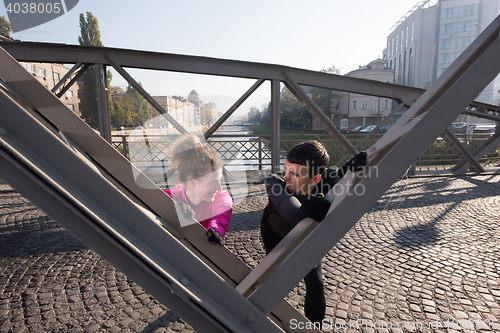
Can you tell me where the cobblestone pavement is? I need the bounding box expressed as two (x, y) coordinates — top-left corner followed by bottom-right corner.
(1, 175), (500, 332)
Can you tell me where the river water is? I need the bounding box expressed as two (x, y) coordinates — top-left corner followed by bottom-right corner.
(211, 125), (278, 171)
(129, 124), (279, 188)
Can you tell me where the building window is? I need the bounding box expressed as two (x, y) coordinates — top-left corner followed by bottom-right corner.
(438, 53), (450, 64)
(411, 21), (414, 44)
(456, 5), (479, 17)
(439, 38), (451, 49)
(384, 99), (390, 109)
(463, 36), (471, 47)
(67, 104), (74, 111)
(403, 50), (407, 85)
(392, 37), (395, 56)
(399, 55), (402, 84)
(400, 30), (404, 51)
(53, 72), (60, 81)
(405, 26), (409, 47)
(362, 100), (368, 109)
(352, 100), (357, 110)
(26, 64), (35, 73)
(66, 90), (73, 98)
(408, 48), (413, 86)
(465, 21), (471, 32)
(37, 68), (46, 78)
(395, 35), (398, 54)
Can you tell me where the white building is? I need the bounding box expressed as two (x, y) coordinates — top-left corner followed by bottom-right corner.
(383, 0), (500, 107)
(151, 96), (199, 128)
(333, 59), (395, 127)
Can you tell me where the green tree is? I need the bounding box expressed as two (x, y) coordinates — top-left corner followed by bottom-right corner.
(0, 16), (12, 37)
(110, 86), (126, 129)
(78, 12), (103, 47)
(78, 12), (104, 128)
(114, 83), (150, 128)
(280, 87), (310, 128)
(111, 100), (126, 128)
(247, 107), (261, 123)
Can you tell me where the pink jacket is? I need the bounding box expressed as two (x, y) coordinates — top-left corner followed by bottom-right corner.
(165, 184), (233, 236)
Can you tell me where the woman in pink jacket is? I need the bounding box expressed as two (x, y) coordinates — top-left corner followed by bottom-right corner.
(165, 135), (233, 245)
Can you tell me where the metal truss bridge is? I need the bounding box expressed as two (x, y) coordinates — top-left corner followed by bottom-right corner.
(0, 14), (499, 332)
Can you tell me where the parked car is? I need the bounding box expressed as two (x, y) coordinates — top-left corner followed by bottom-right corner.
(377, 125), (391, 133)
(360, 125), (377, 133)
(472, 125), (496, 136)
(450, 122), (475, 134)
(348, 125), (368, 134)
(339, 126), (355, 134)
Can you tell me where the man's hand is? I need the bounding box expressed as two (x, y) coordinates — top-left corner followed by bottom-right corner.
(207, 227), (225, 245)
(295, 194), (331, 223)
(344, 151), (368, 172)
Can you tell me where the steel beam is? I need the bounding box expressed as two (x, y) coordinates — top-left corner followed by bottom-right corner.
(283, 74), (357, 156)
(270, 80), (281, 173)
(465, 106), (500, 123)
(243, 15), (500, 315)
(51, 62), (82, 94)
(0, 41), (424, 106)
(0, 88), (289, 332)
(205, 79), (265, 140)
(441, 128), (484, 172)
(451, 130), (500, 173)
(353, 103), (406, 152)
(2, 41), (499, 121)
(55, 63), (90, 98)
(0, 153), (226, 332)
(0, 45), (319, 332)
(95, 63), (111, 142)
(105, 54), (188, 135)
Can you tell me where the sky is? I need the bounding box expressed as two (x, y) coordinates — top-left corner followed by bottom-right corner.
(1, 0), (436, 116)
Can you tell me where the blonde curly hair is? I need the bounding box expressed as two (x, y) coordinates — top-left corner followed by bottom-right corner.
(167, 135), (223, 183)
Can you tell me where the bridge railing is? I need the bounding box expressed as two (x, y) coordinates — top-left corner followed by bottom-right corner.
(111, 132), (500, 174)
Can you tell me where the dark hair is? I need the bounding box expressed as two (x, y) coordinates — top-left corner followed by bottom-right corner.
(286, 141), (329, 178)
(168, 135), (223, 183)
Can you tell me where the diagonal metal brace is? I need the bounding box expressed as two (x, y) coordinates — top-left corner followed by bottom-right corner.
(105, 54), (188, 135)
(283, 74), (358, 156)
(441, 128), (484, 172)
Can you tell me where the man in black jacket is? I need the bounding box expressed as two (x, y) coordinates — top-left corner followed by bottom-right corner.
(260, 140), (367, 325)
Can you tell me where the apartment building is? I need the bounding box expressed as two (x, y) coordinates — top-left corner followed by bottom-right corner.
(19, 62), (81, 117)
(383, 0), (500, 106)
(334, 59), (395, 127)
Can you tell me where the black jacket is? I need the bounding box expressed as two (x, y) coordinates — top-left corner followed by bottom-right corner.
(260, 168), (341, 237)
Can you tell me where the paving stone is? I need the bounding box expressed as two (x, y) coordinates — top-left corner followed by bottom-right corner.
(335, 309), (348, 319)
(1, 176), (500, 332)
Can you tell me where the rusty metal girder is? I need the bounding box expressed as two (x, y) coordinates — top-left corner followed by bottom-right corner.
(0, 41), (423, 105)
